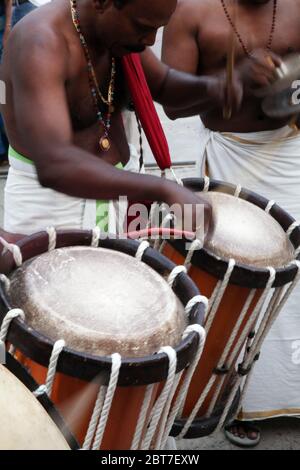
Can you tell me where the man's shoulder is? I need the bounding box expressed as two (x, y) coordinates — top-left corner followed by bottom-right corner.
(8, 12), (67, 64)
(174, 0), (213, 29)
(176, 0), (212, 16)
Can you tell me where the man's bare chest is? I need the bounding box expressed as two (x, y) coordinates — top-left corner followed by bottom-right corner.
(198, 4), (300, 72)
(66, 59), (129, 131)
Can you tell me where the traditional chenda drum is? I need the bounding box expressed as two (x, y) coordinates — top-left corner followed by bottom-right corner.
(159, 177), (300, 438)
(0, 229), (206, 450)
(0, 353), (77, 450)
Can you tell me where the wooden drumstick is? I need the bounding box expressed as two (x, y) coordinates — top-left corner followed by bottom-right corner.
(266, 55), (275, 67)
(223, 1), (237, 120)
(223, 38), (235, 120)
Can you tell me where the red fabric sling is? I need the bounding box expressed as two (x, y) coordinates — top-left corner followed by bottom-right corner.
(122, 53), (174, 231)
(122, 53), (172, 171)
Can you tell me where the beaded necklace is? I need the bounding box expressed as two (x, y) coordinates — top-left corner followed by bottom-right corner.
(220, 0), (278, 58)
(70, 0), (116, 151)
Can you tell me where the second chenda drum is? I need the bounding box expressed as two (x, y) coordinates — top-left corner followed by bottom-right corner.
(0, 353), (77, 450)
(0, 230), (206, 450)
(160, 177), (300, 438)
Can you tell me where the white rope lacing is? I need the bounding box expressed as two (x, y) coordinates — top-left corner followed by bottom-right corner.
(244, 261), (300, 370)
(46, 226), (57, 252)
(0, 308), (65, 400)
(237, 326), (258, 403)
(154, 213), (175, 251)
(237, 289), (286, 410)
(0, 308), (25, 342)
(214, 291), (280, 433)
(265, 200), (275, 214)
(225, 268), (276, 371)
(184, 239), (203, 269)
(164, 324), (206, 444)
(167, 265), (187, 288)
(214, 375), (241, 432)
(131, 313), (207, 450)
(139, 298), (207, 448)
(92, 353), (122, 450)
(141, 346), (177, 450)
(177, 373), (215, 439)
(8, 345), (16, 356)
(33, 339), (66, 398)
(295, 245), (300, 258)
(135, 241), (150, 262)
(238, 294), (283, 412)
(206, 288), (257, 418)
(185, 295), (209, 317)
(0, 309), (25, 362)
(203, 176), (210, 193)
(91, 227), (101, 247)
(147, 202), (159, 230)
(0, 237), (22, 267)
(234, 184), (242, 198)
(204, 259), (235, 334)
(0, 274), (11, 292)
(178, 266), (275, 437)
(82, 386), (106, 450)
(159, 240), (167, 254)
(175, 296), (208, 419)
(45, 339), (65, 396)
(154, 362), (182, 450)
(214, 267), (292, 433)
(169, 167), (184, 187)
(287, 221), (300, 238)
(130, 384), (155, 450)
(204, 280), (221, 323)
(33, 384), (48, 398)
(179, 287), (254, 430)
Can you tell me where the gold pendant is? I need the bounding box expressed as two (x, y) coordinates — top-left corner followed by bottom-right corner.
(99, 135), (111, 152)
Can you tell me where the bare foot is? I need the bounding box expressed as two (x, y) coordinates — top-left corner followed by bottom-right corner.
(225, 420), (261, 447)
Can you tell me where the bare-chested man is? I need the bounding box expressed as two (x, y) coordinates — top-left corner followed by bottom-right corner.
(162, 0), (300, 448)
(0, 0), (244, 237)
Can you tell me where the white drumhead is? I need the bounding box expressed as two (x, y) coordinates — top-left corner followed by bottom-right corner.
(9, 247), (186, 357)
(0, 365), (70, 450)
(200, 192), (295, 268)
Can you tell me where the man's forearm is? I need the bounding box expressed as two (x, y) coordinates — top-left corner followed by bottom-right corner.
(156, 68), (218, 113)
(163, 101), (214, 120)
(36, 144), (170, 203)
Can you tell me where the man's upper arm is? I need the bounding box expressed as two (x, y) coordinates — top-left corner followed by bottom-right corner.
(162, 0), (199, 75)
(11, 30), (72, 167)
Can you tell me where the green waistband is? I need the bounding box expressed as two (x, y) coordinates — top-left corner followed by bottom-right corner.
(8, 146), (34, 165)
(8, 145), (124, 170)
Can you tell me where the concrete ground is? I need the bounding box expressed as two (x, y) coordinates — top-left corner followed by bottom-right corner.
(175, 418), (300, 451)
(1, 28), (299, 453)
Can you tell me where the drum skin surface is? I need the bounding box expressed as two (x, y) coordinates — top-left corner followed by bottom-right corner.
(8, 247), (186, 357)
(0, 365), (70, 450)
(200, 192), (295, 268)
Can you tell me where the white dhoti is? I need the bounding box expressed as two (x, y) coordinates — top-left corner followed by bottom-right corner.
(4, 144), (141, 235)
(199, 124), (300, 420)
